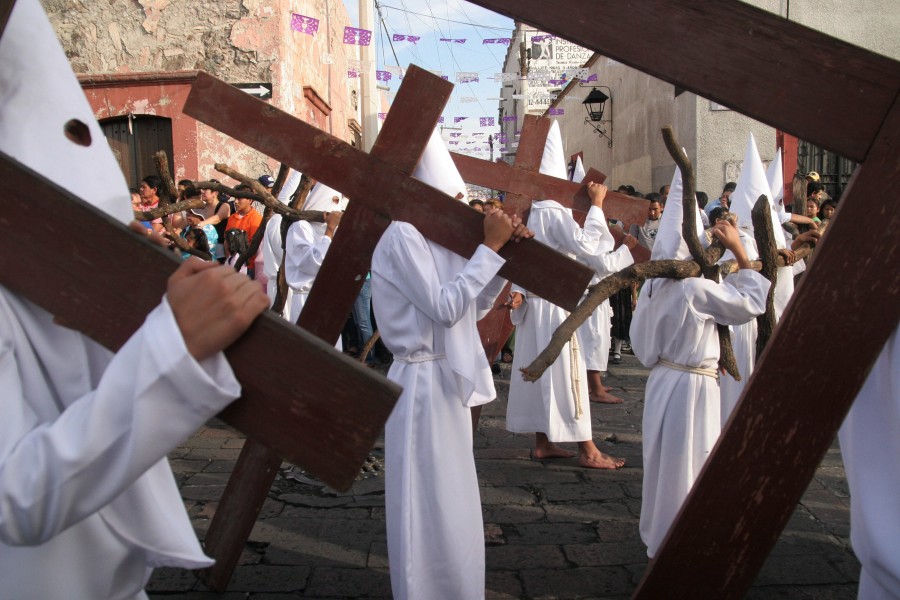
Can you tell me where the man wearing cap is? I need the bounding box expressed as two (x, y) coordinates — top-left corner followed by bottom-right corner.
(225, 188), (263, 278)
(0, 1), (270, 597)
(704, 181), (736, 217)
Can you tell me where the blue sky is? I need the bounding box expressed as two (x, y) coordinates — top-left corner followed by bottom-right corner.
(341, 1), (514, 159)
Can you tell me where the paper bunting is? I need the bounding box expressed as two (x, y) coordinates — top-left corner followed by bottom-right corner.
(450, 133), (462, 137)
(548, 79), (567, 86)
(532, 34), (555, 42)
(376, 70), (392, 81)
(291, 13), (319, 35)
(456, 72), (479, 84)
(483, 38), (512, 45)
(342, 26), (372, 46)
(460, 96), (477, 103)
(584, 73), (598, 82)
(439, 38), (466, 43)
(347, 69), (359, 78)
(548, 108), (564, 115)
(392, 34), (420, 43)
(494, 72), (518, 82)
(378, 112), (387, 120)
(454, 117), (468, 123)
(448, 141), (459, 145)
(502, 116), (516, 122)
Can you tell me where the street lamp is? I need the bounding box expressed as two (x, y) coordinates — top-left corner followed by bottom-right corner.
(582, 86), (613, 147)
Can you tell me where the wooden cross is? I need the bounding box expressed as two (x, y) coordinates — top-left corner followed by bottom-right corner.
(449, 116), (651, 365)
(0, 149), (401, 505)
(465, 1), (900, 597)
(182, 66), (606, 588)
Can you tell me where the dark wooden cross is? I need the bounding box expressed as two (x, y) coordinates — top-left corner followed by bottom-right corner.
(466, 1), (900, 597)
(449, 116), (651, 365)
(182, 66), (606, 588)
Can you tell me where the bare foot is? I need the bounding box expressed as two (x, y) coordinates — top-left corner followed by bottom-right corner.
(603, 385), (613, 393)
(589, 391), (623, 404)
(579, 451), (625, 469)
(533, 443), (576, 460)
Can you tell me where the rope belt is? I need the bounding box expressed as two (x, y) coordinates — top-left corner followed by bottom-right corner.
(657, 358), (719, 379)
(392, 353), (446, 364)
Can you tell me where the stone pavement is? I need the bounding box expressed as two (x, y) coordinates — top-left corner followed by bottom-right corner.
(149, 352), (860, 599)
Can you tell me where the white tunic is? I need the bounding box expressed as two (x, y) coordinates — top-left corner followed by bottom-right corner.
(0, 290), (240, 599)
(838, 328), (900, 600)
(284, 221), (331, 328)
(372, 222), (506, 600)
(507, 202), (610, 442)
(630, 270), (769, 558)
(577, 245), (635, 372)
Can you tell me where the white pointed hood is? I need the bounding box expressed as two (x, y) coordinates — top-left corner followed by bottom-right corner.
(539, 120), (568, 181)
(0, 0), (131, 223)
(766, 148), (784, 206)
(276, 170), (303, 205)
(650, 165), (704, 261)
(302, 181), (344, 212)
(412, 129), (468, 202)
(730, 133), (786, 248)
(407, 127), (495, 408)
(571, 155), (586, 184)
(0, 0), (214, 571)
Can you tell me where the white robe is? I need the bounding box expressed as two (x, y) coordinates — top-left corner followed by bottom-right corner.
(0, 290), (240, 599)
(630, 270), (770, 558)
(507, 202), (610, 442)
(577, 245), (635, 372)
(838, 327), (900, 600)
(261, 172), (302, 321)
(284, 221), (340, 348)
(371, 222), (506, 600)
(1, 1), (241, 596)
(719, 231), (761, 425)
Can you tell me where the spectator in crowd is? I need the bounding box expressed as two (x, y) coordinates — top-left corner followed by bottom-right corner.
(137, 175), (165, 233)
(196, 180), (231, 262)
(469, 199), (485, 212)
(224, 228), (250, 275)
(705, 181), (736, 216)
(225, 187), (263, 278)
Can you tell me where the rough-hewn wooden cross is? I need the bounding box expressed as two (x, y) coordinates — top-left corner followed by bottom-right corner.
(467, 1), (900, 597)
(450, 117), (650, 366)
(182, 66), (607, 588)
(0, 149), (401, 501)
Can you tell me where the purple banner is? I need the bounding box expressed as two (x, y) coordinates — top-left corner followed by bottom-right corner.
(548, 108), (564, 116)
(291, 13), (319, 35)
(454, 117), (468, 123)
(502, 116), (516, 122)
(439, 38), (466, 44)
(342, 26), (372, 46)
(376, 70), (392, 81)
(392, 34), (420, 43)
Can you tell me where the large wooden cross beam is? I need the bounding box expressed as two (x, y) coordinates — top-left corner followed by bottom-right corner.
(465, 1), (900, 597)
(183, 66), (603, 588)
(450, 117), (650, 364)
(0, 150), (401, 497)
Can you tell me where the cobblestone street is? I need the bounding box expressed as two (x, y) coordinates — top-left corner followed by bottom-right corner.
(150, 353), (860, 599)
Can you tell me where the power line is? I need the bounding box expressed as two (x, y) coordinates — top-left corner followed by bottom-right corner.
(378, 4), (511, 32)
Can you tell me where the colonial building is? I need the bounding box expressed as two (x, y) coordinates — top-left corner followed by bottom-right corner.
(499, 0), (899, 204)
(45, 0), (367, 188)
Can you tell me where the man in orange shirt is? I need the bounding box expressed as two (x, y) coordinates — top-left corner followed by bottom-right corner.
(225, 192), (263, 278)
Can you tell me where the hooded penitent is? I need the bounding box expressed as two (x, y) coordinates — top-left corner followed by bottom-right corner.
(650, 165), (704, 261)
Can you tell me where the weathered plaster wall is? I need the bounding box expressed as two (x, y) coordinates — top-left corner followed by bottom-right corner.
(44, 0), (360, 183)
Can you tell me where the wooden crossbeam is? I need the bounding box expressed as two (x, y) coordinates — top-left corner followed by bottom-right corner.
(0, 150), (401, 490)
(636, 98), (900, 599)
(183, 71), (594, 312)
(465, 0), (900, 163)
(190, 66), (603, 589)
(451, 153), (647, 227)
(465, 1), (900, 597)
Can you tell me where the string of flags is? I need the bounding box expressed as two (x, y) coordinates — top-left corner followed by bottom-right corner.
(288, 11), (584, 141)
